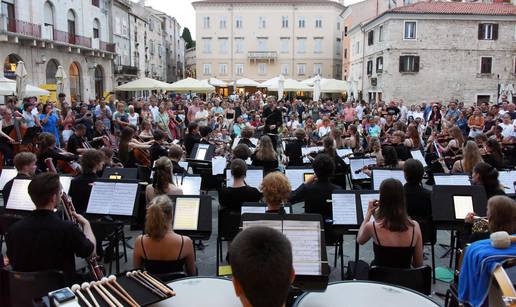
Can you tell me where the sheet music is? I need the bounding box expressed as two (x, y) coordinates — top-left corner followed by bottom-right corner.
(350, 158), (377, 180)
(227, 169), (262, 190)
(283, 220), (321, 276)
(243, 220), (283, 232)
(453, 195), (473, 219)
(301, 146), (323, 156)
(241, 206), (291, 214)
(195, 148), (207, 160)
(434, 175), (471, 186)
(337, 148), (353, 164)
(285, 168), (312, 190)
(87, 182), (138, 215)
(410, 150), (427, 168)
(180, 176), (202, 195)
(0, 168), (17, 190)
(60, 176), (72, 194)
(173, 198), (200, 230)
(6, 179), (35, 211)
(245, 158), (252, 165)
(360, 193), (379, 222)
(331, 193), (357, 225)
(497, 170), (515, 194)
(211, 156), (227, 175)
(372, 169), (406, 190)
(178, 161), (189, 171)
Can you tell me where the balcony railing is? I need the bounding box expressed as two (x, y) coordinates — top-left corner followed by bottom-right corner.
(115, 65), (138, 75)
(4, 17), (41, 38)
(248, 51), (277, 60)
(53, 29), (91, 48)
(100, 41), (116, 52)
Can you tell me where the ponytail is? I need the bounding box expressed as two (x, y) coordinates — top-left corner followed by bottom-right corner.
(145, 195), (173, 240)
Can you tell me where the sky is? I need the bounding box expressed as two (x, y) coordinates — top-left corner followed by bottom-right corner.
(136, 0), (362, 40)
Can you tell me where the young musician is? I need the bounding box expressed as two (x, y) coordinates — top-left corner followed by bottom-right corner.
(2, 152), (37, 206)
(184, 122), (201, 156)
(260, 172), (291, 213)
(118, 126), (152, 168)
(218, 159), (262, 214)
(238, 126), (256, 149)
(66, 124), (89, 155)
(251, 135), (279, 174)
(6, 173), (96, 281)
(149, 130), (169, 166)
(36, 132), (78, 173)
(145, 157), (183, 205)
(229, 226), (294, 307)
(168, 144), (187, 174)
(68, 149), (105, 214)
(403, 159), (432, 220)
(284, 128), (306, 167)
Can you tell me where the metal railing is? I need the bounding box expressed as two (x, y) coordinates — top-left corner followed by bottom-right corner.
(4, 17), (41, 38)
(248, 51), (277, 60)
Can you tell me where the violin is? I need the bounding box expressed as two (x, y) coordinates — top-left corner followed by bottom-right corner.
(56, 148), (81, 176)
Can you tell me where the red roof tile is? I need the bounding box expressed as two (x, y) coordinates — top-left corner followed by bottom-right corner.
(389, 1), (516, 16)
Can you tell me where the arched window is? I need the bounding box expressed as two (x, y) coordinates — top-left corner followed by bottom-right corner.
(69, 62), (81, 101)
(93, 18), (100, 39)
(94, 65), (104, 99)
(3, 54), (22, 80)
(43, 1), (54, 40)
(45, 59), (59, 84)
(67, 10), (76, 44)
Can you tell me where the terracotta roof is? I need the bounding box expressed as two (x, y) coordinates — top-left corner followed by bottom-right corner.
(192, 0), (344, 5)
(389, 1), (516, 16)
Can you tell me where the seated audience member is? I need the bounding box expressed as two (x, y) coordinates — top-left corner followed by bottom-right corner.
(261, 172), (291, 213)
(3, 152), (37, 206)
(229, 226), (294, 307)
(232, 143), (252, 161)
(238, 126), (256, 149)
(464, 195), (516, 244)
(251, 135), (279, 174)
(149, 129), (169, 166)
(68, 149), (105, 214)
(6, 173), (96, 281)
(403, 159), (432, 219)
(168, 144), (187, 174)
(146, 157), (183, 205)
(218, 159), (262, 214)
(285, 128), (306, 167)
(133, 195), (196, 276)
(288, 154), (340, 219)
(472, 162), (505, 200)
(357, 178), (424, 268)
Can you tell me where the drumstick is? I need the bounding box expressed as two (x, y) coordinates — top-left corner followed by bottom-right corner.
(71, 284), (93, 307)
(81, 283), (100, 307)
(139, 271), (175, 296)
(96, 281), (124, 307)
(91, 282), (116, 307)
(130, 271), (166, 298)
(108, 275), (138, 306)
(102, 277), (137, 307)
(127, 272), (166, 298)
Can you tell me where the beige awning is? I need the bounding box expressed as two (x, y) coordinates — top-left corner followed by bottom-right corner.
(166, 77), (215, 92)
(268, 78), (313, 92)
(115, 77), (171, 91)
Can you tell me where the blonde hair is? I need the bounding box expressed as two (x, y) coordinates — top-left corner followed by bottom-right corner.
(463, 141), (483, 173)
(255, 135), (277, 161)
(449, 126), (464, 148)
(261, 172), (291, 207)
(153, 157), (174, 194)
(145, 195), (173, 240)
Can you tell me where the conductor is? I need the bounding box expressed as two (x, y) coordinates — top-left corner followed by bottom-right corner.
(262, 97), (283, 149)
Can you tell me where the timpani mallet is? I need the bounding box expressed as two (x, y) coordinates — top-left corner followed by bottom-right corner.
(91, 281), (116, 307)
(127, 272), (166, 298)
(138, 271), (175, 296)
(95, 281), (124, 307)
(81, 282), (100, 307)
(71, 284), (93, 307)
(132, 271), (169, 297)
(102, 277), (138, 307)
(108, 275), (139, 306)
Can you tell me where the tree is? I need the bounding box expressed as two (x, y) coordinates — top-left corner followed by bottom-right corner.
(182, 27), (196, 49)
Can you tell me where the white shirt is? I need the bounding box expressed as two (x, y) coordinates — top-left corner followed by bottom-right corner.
(499, 123), (516, 138)
(318, 125), (331, 138)
(400, 105), (408, 122)
(150, 106), (160, 123)
(356, 105), (364, 121)
(286, 120), (301, 130)
(128, 112), (139, 127)
(195, 110), (209, 126)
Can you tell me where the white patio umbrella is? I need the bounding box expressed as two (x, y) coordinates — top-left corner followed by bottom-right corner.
(258, 76), (280, 88)
(115, 77), (171, 91)
(229, 78), (260, 87)
(313, 75), (321, 101)
(15, 61), (28, 99)
(207, 77), (228, 87)
(301, 76), (319, 86)
(268, 78), (313, 92)
(277, 75), (285, 100)
(320, 78), (349, 93)
(166, 77), (215, 92)
(55, 65), (67, 96)
(0, 76), (50, 97)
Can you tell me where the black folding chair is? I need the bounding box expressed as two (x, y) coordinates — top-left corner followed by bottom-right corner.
(368, 265), (432, 295)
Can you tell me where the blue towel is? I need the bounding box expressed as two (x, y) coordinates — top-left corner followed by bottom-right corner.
(458, 238), (516, 307)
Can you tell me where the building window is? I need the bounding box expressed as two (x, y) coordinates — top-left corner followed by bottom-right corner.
(203, 64), (211, 75)
(315, 18), (322, 28)
(235, 38), (244, 53)
(258, 63), (267, 75)
(220, 17), (227, 29)
(203, 16), (210, 29)
(219, 63), (228, 75)
(297, 38), (306, 54)
(367, 60), (373, 75)
(280, 38), (289, 53)
(513, 57), (516, 74)
(235, 16), (243, 29)
(336, 38), (341, 55)
(297, 63), (306, 75)
(404, 21), (416, 40)
(478, 23), (498, 40)
(202, 38), (212, 54)
(150, 40), (154, 55)
(314, 38), (322, 54)
(480, 57), (492, 74)
(344, 48), (347, 59)
(282, 16), (288, 28)
(236, 63), (244, 76)
(314, 63), (322, 75)
(257, 38), (268, 51)
(368, 31), (374, 46)
(376, 57), (383, 72)
(281, 63), (289, 75)
(259, 16), (266, 29)
(219, 38), (228, 54)
(399, 55), (419, 73)
(379, 25), (383, 42)
(298, 17), (305, 28)
(344, 26), (348, 37)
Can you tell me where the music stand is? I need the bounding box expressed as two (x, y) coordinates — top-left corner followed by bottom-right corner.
(190, 143), (215, 161)
(349, 157), (376, 181)
(85, 179), (140, 221)
(102, 168), (138, 180)
(285, 166), (314, 190)
(433, 173), (471, 186)
(371, 168), (406, 190)
(169, 195), (212, 240)
(240, 202), (293, 214)
(176, 174), (202, 195)
(226, 167), (263, 190)
(0, 167), (16, 192)
(431, 185), (487, 223)
(410, 150), (427, 168)
(5, 179), (35, 214)
(498, 170), (516, 196)
(241, 213), (330, 291)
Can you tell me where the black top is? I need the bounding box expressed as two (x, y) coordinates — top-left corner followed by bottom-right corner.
(140, 235), (186, 274)
(6, 210), (94, 277)
(238, 138), (256, 148)
(482, 154), (504, 170)
(372, 221), (415, 269)
(394, 144), (412, 161)
(218, 186), (262, 213)
(250, 153), (279, 174)
(285, 140), (305, 167)
(68, 173), (98, 214)
(172, 161), (187, 174)
(36, 148), (78, 173)
(2, 173), (31, 207)
(288, 180), (340, 220)
(484, 186), (506, 200)
(404, 183), (432, 219)
(386, 106), (400, 117)
(184, 133), (201, 156)
(66, 134), (85, 155)
(149, 143), (168, 166)
(263, 107), (282, 134)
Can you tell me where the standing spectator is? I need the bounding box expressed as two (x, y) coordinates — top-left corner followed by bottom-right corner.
(39, 103), (61, 147)
(127, 105), (140, 128)
(112, 101), (129, 135)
